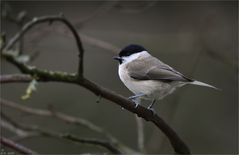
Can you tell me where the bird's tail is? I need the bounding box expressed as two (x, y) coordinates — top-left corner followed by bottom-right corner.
(190, 80), (220, 90)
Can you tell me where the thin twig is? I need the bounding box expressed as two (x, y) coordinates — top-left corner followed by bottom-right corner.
(0, 137), (37, 155)
(0, 119), (29, 138)
(42, 131), (121, 154)
(2, 14), (84, 77)
(74, 0), (119, 29)
(81, 33), (120, 54)
(62, 134), (121, 154)
(0, 99), (102, 132)
(0, 74), (32, 83)
(3, 6), (120, 54)
(0, 100), (110, 140)
(0, 113), (38, 141)
(0, 57), (190, 154)
(0, 98), (136, 153)
(1, 113), (121, 154)
(1, 14), (190, 154)
(0, 98), (103, 135)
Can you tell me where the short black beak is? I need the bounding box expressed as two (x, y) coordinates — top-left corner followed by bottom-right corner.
(113, 56), (123, 64)
(113, 56), (122, 61)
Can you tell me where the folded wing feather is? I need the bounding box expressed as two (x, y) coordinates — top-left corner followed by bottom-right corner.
(127, 56), (193, 82)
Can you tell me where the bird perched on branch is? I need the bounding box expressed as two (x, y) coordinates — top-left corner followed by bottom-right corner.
(113, 44), (218, 112)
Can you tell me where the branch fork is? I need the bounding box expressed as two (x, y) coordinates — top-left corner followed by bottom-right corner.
(1, 14), (190, 154)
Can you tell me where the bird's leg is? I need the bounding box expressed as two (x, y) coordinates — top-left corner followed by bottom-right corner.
(148, 99), (156, 109)
(147, 99), (156, 115)
(128, 93), (145, 108)
(134, 99), (141, 108)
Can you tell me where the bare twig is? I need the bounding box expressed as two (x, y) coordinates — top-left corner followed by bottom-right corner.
(40, 130), (121, 154)
(0, 74), (32, 83)
(0, 113), (122, 154)
(3, 11), (120, 55)
(2, 14), (84, 76)
(62, 134), (121, 154)
(81, 33), (120, 54)
(0, 120), (38, 142)
(3, 7), (120, 54)
(1, 15), (190, 154)
(0, 98), (98, 134)
(0, 119), (29, 138)
(0, 100), (109, 139)
(0, 113), (38, 141)
(0, 99), (101, 131)
(0, 137), (37, 155)
(0, 62), (190, 154)
(74, 0), (119, 29)
(0, 98), (136, 153)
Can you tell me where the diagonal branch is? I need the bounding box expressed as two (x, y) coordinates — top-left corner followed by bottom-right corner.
(1, 15), (190, 154)
(0, 137), (37, 155)
(0, 74), (32, 83)
(1, 54), (190, 154)
(62, 134), (121, 154)
(0, 98), (103, 132)
(0, 119), (30, 139)
(0, 114), (121, 154)
(0, 98), (136, 154)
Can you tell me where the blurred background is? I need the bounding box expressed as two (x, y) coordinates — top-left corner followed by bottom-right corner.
(1, 0), (238, 154)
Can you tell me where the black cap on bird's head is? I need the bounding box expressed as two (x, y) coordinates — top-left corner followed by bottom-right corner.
(119, 44), (146, 57)
(113, 44), (146, 64)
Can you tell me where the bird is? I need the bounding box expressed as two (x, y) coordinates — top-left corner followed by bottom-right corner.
(113, 44), (218, 111)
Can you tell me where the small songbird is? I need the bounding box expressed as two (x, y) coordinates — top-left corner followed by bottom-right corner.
(113, 44), (218, 111)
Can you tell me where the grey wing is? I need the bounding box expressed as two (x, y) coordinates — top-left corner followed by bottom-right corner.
(128, 56), (192, 82)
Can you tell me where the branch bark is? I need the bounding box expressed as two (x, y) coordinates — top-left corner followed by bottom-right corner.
(0, 74), (32, 83)
(0, 115), (121, 154)
(0, 98), (136, 154)
(3, 14), (84, 76)
(0, 137), (37, 155)
(1, 14), (190, 154)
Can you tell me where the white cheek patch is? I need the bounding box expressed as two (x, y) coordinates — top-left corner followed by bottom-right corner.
(122, 51), (148, 64)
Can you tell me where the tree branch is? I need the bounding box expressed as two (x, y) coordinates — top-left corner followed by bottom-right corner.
(62, 134), (121, 154)
(1, 15), (190, 154)
(0, 137), (37, 155)
(0, 119), (30, 139)
(2, 14), (84, 76)
(1, 53), (190, 154)
(0, 74), (32, 83)
(0, 113), (122, 154)
(0, 98), (136, 154)
(0, 98), (102, 132)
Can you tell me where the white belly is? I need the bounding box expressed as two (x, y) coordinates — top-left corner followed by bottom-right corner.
(118, 65), (181, 100)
